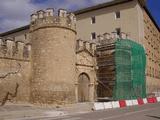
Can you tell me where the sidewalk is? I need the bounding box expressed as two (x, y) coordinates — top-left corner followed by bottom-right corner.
(0, 102), (94, 120)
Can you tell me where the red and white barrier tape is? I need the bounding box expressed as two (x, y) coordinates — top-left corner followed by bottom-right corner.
(93, 97), (160, 110)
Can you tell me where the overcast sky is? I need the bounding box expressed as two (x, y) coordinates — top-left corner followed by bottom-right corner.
(0, 0), (159, 33)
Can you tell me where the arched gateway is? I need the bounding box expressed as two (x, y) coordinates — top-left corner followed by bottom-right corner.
(78, 73), (90, 102)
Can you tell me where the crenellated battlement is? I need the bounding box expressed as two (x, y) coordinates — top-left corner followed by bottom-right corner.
(30, 8), (76, 32)
(76, 39), (96, 55)
(0, 37), (31, 61)
(97, 32), (130, 45)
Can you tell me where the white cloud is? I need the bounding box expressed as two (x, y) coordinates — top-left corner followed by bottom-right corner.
(0, 0), (40, 32)
(0, 0), (113, 33)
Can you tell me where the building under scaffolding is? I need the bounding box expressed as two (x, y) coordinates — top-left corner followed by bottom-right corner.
(96, 33), (146, 101)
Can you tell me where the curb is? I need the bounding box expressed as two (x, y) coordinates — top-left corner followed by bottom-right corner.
(93, 97), (160, 110)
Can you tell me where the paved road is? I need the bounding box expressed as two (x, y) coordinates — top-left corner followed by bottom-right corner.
(52, 103), (160, 120)
(0, 103), (160, 120)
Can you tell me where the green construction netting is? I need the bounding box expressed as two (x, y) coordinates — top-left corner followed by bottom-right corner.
(113, 39), (146, 100)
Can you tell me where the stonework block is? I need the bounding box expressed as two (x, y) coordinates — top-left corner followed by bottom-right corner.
(31, 13), (38, 22)
(120, 32), (127, 39)
(58, 9), (67, 17)
(30, 8), (76, 32)
(103, 33), (111, 39)
(86, 42), (90, 50)
(37, 10), (45, 19)
(6, 38), (14, 58)
(45, 8), (54, 16)
(16, 41), (25, 59)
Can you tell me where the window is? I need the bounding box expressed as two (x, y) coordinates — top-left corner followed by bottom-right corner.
(115, 28), (121, 36)
(115, 11), (120, 19)
(91, 16), (96, 24)
(91, 32), (96, 40)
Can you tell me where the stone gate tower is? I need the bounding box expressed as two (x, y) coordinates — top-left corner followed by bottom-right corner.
(30, 8), (77, 104)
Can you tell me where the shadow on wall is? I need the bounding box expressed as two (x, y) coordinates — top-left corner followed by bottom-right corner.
(1, 83), (19, 106)
(146, 115), (160, 119)
(0, 63), (21, 106)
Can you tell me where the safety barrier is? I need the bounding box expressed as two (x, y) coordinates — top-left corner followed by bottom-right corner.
(93, 97), (160, 111)
(126, 100), (133, 106)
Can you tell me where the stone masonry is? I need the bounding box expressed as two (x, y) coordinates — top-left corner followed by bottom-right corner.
(30, 9), (77, 104)
(1, 5), (158, 105)
(0, 8), (97, 105)
(0, 37), (31, 105)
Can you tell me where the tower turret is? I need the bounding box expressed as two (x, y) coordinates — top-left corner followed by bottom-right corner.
(30, 8), (77, 104)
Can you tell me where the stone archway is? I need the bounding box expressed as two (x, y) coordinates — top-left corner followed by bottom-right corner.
(78, 73), (90, 102)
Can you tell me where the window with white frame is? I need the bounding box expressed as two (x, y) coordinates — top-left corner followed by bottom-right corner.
(115, 28), (121, 36)
(91, 16), (96, 24)
(115, 11), (120, 19)
(91, 32), (96, 40)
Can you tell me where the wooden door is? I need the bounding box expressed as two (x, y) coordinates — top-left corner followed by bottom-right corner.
(78, 73), (90, 102)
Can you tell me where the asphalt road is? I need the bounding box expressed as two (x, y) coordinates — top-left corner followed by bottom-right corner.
(52, 103), (160, 120)
(1, 103), (160, 120)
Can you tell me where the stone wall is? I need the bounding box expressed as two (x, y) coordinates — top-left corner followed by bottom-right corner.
(0, 59), (31, 103)
(0, 37), (31, 105)
(76, 39), (97, 102)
